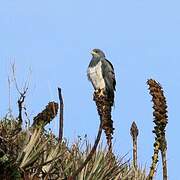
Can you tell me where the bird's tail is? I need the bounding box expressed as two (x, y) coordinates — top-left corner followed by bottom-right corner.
(106, 88), (114, 106)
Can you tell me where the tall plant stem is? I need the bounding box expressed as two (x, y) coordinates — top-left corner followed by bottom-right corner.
(58, 87), (64, 142)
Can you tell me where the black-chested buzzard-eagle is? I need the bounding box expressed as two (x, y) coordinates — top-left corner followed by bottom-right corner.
(87, 49), (116, 105)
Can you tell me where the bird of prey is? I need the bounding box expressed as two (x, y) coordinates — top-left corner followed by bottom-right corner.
(87, 49), (116, 105)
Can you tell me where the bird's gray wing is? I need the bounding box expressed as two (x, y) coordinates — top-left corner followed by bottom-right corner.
(101, 59), (116, 103)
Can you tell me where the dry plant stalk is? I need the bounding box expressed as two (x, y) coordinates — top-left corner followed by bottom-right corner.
(147, 79), (168, 180)
(10, 63), (30, 130)
(17, 88), (28, 126)
(130, 121), (139, 171)
(32, 101), (59, 128)
(58, 87), (64, 142)
(93, 90), (114, 151)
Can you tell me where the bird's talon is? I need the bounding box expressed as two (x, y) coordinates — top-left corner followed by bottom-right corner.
(98, 90), (104, 97)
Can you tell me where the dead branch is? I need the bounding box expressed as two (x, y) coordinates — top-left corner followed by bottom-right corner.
(58, 87), (64, 142)
(17, 88), (28, 125)
(11, 63), (29, 127)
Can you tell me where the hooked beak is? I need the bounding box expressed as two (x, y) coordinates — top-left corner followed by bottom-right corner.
(91, 51), (97, 56)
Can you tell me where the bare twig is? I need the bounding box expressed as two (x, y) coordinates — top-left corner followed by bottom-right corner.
(11, 63), (31, 92)
(11, 63), (30, 126)
(12, 62), (21, 94)
(7, 76), (13, 117)
(58, 87), (64, 142)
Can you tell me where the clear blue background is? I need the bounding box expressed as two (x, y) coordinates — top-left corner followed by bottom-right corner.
(0, 1), (179, 179)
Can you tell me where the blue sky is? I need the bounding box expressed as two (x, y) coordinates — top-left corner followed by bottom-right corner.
(0, 1), (180, 179)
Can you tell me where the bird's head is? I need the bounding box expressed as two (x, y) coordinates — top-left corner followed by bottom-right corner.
(91, 49), (105, 58)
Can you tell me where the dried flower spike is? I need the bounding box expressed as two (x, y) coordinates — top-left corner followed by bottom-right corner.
(147, 79), (168, 180)
(130, 121), (139, 171)
(32, 101), (58, 128)
(93, 89), (114, 151)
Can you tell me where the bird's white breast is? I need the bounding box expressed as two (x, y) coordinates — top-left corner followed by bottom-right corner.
(88, 61), (106, 90)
